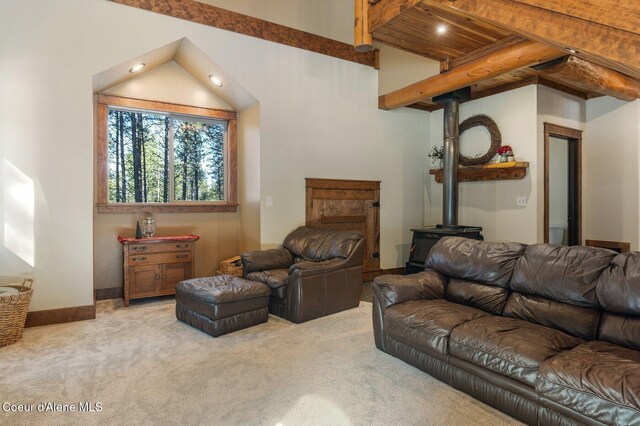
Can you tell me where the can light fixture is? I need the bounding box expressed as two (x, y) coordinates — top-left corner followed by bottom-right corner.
(566, 47), (578, 54)
(129, 63), (145, 73)
(436, 24), (447, 35)
(209, 75), (223, 87)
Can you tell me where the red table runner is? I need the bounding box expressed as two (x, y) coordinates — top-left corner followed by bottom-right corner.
(117, 234), (200, 244)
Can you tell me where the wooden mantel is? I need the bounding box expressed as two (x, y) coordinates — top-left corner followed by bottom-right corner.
(429, 162), (529, 183)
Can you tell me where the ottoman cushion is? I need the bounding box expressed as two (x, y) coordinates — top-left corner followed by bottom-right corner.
(176, 275), (270, 337)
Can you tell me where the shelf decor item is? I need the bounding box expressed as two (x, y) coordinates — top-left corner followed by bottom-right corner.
(497, 145), (514, 163)
(428, 145), (444, 168)
(0, 278), (34, 347)
(135, 221), (143, 239)
(142, 216), (156, 238)
(459, 114), (502, 166)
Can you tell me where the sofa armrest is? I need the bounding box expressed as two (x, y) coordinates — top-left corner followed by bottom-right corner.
(373, 268), (447, 310)
(241, 247), (293, 275)
(345, 238), (365, 268)
(289, 259), (346, 276)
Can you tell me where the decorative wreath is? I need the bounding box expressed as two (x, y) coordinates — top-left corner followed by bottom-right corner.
(458, 114), (502, 166)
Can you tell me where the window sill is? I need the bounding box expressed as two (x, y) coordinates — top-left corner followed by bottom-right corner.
(96, 203), (239, 214)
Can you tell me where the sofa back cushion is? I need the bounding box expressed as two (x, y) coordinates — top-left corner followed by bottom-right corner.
(511, 244), (615, 308)
(283, 226), (363, 261)
(503, 292), (601, 340)
(426, 237), (526, 287)
(597, 252), (640, 315)
(445, 279), (509, 315)
(595, 252), (640, 350)
(598, 313), (640, 351)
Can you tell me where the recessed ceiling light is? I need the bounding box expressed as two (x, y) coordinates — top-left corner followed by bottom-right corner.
(129, 63), (145, 73)
(209, 75), (223, 87)
(566, 47), (578, 54)
(436, 24), (447, 35)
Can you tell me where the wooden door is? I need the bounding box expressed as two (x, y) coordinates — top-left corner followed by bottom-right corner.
(306, 178), (380, 274)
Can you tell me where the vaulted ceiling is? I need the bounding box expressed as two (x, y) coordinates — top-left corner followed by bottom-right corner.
(356, 0), (640, 110)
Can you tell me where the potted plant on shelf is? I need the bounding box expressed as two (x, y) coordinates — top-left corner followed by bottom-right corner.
(497, 145), (514, 163)
(428, 145), (444, 168)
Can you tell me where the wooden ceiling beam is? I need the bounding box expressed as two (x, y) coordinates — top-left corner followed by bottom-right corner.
(378, 39), (563, 110)
(448, 35), (525, 68)
(355, 0), (374, 52)
(541, 56), (640, 102)
(511, 0), (640, 36)
(109, 0), (376, 67)
(421, 0), (640, 80)
(368, 0), (423, 32)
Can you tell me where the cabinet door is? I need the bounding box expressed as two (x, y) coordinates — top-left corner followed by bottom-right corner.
(129, 264), (160, 295)
(161, 262), (192, 292)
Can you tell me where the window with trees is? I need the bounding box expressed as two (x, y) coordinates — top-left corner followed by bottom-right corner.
(96, 95), (237, 213)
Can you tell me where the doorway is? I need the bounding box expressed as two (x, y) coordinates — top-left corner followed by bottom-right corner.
(544, 123), (582, 245)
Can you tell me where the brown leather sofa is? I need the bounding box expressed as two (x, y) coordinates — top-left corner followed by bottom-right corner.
(373, 236), (640, 425)
(241, 226), (365, 323)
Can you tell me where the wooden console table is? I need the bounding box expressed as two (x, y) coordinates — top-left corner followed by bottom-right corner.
(118, 235), (199, 306)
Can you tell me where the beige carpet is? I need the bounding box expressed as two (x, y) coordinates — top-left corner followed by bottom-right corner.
(1, 298), (520, 426)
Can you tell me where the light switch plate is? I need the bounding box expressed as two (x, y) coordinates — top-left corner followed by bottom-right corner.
(516, 196), (527, 207)
(266, 195), (273, 207)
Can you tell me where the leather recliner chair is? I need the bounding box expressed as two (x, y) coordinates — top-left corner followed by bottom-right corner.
(240, 226), (365, 323)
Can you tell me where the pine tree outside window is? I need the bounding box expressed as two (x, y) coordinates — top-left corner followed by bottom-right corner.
(96, 95), (237, 213)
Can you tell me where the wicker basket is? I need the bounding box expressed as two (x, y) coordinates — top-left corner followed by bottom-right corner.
(218, 256), (243, 277)
(0, 279), (34, 348)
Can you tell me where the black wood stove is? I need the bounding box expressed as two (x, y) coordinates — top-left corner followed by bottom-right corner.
(406, 225), (483, 274)
(407, 88), (483, 274)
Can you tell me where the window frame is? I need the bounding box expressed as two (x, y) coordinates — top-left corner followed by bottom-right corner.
(96, 94), (238, 213)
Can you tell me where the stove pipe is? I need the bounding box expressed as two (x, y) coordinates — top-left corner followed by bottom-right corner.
(433, 88), (471, 228)
(442, 99), (459, 227)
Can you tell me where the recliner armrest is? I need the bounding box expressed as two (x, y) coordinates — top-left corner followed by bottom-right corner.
(289, 258), (346, 277)
(241, 248), (294, 276)
(373, 268), (447, 310)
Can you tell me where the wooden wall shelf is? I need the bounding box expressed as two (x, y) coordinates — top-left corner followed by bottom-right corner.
(429, 162), (529, 183)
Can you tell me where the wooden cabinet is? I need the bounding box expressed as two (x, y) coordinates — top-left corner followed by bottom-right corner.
(118, 235), (199, 306)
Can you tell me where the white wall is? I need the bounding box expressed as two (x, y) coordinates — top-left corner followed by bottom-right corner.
(426, 86), (538, 243)
(0, 0), (426, 311)
(378, 45), (440, 95)
(102, 61), (233, 110)
(584, 98), (640, 249)
(536, 85), (585, 242)
(238, 102), (261, 252)
(198, 0), (353, 44)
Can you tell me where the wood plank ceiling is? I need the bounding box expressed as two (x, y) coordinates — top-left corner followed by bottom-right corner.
(362, 0), (640, 110)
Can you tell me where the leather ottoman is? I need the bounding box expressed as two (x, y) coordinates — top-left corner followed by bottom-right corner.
(175, 275), (270, 337)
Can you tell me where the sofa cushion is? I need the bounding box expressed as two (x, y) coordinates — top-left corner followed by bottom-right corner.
(373, 269), (446, 310)
(450, 316), (583, 386)
(537, 340), (640, 425)
(511, 244), (615, 308)
(503, 292), (601, 340)
(597, 252), (640, 316)
(426, 237), (526, 287)
(283, 226), (363, 261)
(598, 313), (640, 351)
(445, 278), (509, 315)
(246, 269), (288, 299)
(384, 299), (489, 356)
